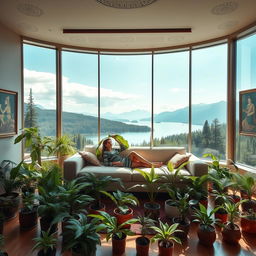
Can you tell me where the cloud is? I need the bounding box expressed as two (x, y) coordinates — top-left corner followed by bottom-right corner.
(24, 69), (139, 113)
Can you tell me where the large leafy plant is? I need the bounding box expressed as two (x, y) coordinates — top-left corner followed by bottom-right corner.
(63, 213), (104, 255)
(102, 190), (139, 214)
(33, 230), (57, 255)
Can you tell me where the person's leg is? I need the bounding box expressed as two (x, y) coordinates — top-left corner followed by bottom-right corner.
(129, 151), (163, 168)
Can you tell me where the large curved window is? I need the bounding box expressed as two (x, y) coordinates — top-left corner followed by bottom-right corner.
(191, 44), (227, 159)
(100, 54), (151, 146)
(236, 34), (256, 167)
(154, 51), (192, 148)
(62, 51), (98, 149)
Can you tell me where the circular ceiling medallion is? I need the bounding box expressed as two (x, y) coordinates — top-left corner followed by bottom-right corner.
(211, 1), (238, 15)
(17, 3), (44, 17)
(96, 0), (158, 9)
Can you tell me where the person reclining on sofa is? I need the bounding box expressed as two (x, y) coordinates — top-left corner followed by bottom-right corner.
(102, 138), (163, 168)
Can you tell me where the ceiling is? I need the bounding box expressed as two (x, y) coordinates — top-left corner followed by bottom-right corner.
(0, 0), (256, 50)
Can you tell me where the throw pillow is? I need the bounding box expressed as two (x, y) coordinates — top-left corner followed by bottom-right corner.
(168, 153), (191, 168)
(79, 151), (101, 166)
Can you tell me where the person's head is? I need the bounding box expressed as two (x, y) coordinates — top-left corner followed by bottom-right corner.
(5, 96), (9, 105)
(103, 138), (112, 152)
(248, 97), (252, 104)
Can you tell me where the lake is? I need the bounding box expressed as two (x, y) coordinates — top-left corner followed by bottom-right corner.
(86, 121), (203, 145)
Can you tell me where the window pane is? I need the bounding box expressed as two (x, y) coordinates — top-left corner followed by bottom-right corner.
(100, 54), (151, 146)
(154, 51), (190, 148)
(236, 34), (256, 167)
(62, 51), (98, 150)
(23, 44), (56, 158)
(192, 44), (227, 159)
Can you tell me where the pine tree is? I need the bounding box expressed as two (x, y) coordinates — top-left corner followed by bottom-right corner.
(24, 88), (37, 128)
(202, 120), (211, 148)
(210, 118), (224, 154)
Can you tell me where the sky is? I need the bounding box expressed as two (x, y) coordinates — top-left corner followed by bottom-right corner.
(23, 43), (230, 116)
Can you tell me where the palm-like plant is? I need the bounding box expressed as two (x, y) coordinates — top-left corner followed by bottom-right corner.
(103, 190), (139, 215)
(133, 167), (160, 203)
(150, 221), (182, 248)
(63, 213), (104, 256)
(193, 204), (220, 231)
(32, 230), (57, 256)
(186, 174), (208, 201)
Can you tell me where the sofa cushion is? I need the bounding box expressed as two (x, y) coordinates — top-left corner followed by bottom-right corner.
(168, 153), (191, 168)
(131, 166), (191, 183)
(79, 151), (101, 166)
(78, 166), (132, 182)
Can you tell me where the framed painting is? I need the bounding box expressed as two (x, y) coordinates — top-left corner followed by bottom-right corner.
(239, 88), (256, 136)
(0, 89), (18, 137)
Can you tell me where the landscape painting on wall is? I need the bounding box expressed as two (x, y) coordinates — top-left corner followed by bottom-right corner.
(240, 88), (256, 136)
(0, 89), (17, 137)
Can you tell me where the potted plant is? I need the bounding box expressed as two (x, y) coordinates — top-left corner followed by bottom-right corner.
(62, 213), (104, 256)
(90, 211), (137, 255)
(135, 215), (156, 256)
(240, 209), (256, 234)
(37, 186), (65, 234)
(150, 220), (182, 256)
(132, 167), (161, 220)
(51, 134), (76, 169)
(19, 191), (38, 230)
(221, 200), (246, 244)
(235, 174), (256, 212)
(172, 192), (191, 240)
(103, 190), (139, 228)
(0, 235), (8, 256)
(192, 203), (220, 246)
(14, 127), (54, 166)
(0, 161), (21, 220)
(32, 230), (57, 256)
(76, 173), (122, 214)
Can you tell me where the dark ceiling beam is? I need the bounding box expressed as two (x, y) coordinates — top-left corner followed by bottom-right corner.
(63, 28), (192, 34)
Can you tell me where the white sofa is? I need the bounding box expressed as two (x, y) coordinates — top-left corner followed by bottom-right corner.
(64, 146), (208, 191)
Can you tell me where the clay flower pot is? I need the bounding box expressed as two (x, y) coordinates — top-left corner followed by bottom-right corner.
(112, 233), (127, 255)
(197, 224), (216, 246)
(241, 216), (256, 234)
(19, 207), (38, 230)
(158, 240), (174, 256)
(114, 207), (133, 229)
(136, 236), (150, 256)
(215, 211), (228, 224)
(221, 223), (241, 244)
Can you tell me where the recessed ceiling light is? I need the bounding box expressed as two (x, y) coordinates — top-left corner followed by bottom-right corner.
(211, 1), (238, 15)
(95, 0), (158, 9)
(17, 3), (43, 17)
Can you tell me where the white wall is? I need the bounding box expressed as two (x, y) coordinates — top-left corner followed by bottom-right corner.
(0, 23), (22, 164)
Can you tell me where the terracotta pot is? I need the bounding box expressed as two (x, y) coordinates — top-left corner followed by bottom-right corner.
(197, 224), (216, 246)
(240, 190), (249, 199)
(221, 223), (241, 244)
(112, 233), (126, 255)
(0, 192), (20, 220)
(158, 240), (174, 256)
(88, 203), (105, 215)
(215, 211), (228, 224)
(229, 195), (241, 204)
(144, 202), (160, 220)
(136, 236), (150, 256)
(173, 217), (190, 240)
(19, 207), (38, 230)
(199, 198), (208, 208)
(114, 207), (133, 229)
(241, 216), (256, 234)
(241, 199), (256, 212)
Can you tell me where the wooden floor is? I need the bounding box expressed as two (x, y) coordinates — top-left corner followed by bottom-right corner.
(3, 198), (256, 256)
